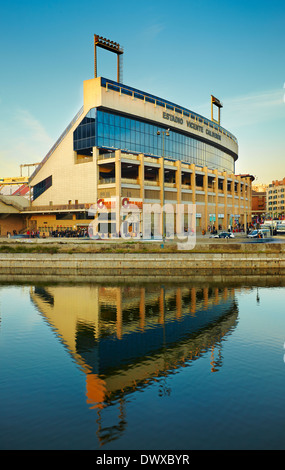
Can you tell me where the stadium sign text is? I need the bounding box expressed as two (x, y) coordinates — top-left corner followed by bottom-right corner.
(162, 111), (221, 141)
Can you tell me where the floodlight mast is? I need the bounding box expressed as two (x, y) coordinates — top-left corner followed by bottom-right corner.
(94, 34), (124, 83)
(211, 95), (223, 125)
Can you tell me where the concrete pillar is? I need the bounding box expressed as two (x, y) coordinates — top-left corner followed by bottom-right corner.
(214, 169), (219, 228)
(237, 175), (241, 226)
(175, 160), (182, 235)
(94, 147), (100, 204)
(159, 157), (164, 236)
(139, 154), (144, 200)
(115, 150), (121, 234)
(223, 171), (228, 229)
(203, 167), (208, 230)
(190, 164), (196, 204)
(230, 174), (235, 228)
(139, 154), (144, 234)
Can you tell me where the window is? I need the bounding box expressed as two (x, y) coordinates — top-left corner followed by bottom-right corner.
(56, 213), (73, 220)
(33, 175), (52, 200)
(94, 109), (235, 173)
(74, 108), (96, 151)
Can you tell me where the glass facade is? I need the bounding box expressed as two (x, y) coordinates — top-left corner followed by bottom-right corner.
(74, 108), (235, 173)
(73, 109), (96, 151)
(33, 175), (52, 200)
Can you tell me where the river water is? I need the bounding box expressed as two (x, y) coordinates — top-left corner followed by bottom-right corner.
(0, 278), (285, 450)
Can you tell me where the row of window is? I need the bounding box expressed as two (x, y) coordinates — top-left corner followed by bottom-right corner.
(75, 109), (234, 173)
(268, 188), (285, 194)
(268, 202), (285, 207)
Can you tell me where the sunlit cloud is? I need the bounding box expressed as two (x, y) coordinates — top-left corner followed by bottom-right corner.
(140, 22), (165, 42)
(0, 108), (53, 177)
(221, 88), (284, 129)
(196, 87), (285, 130)
(15, 108), (52, 145)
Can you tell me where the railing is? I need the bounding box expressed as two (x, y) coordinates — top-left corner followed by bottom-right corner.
(121, 178), (139, 185)
(23, 203), (90, 212)
(144, 180), (159, 186)
(101, 77), (238, 144)
(99, 178), (115, 184)
(98, 152), (116, 160)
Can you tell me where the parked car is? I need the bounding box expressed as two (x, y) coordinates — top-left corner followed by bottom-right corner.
(210, 231), (235, 239)
(10, 234), (30, 239)
(247, 229), (271, 239)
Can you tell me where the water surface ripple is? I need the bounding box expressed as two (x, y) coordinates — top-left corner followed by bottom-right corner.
(0, 281), (284, 450)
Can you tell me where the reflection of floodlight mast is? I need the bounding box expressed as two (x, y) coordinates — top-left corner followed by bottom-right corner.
(211, 95), (223, 125)
(94, 34), (124, 83)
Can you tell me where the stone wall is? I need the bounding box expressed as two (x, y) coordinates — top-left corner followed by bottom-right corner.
(1, 251), (284, 279)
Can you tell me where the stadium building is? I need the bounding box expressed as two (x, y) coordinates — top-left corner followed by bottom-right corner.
(25, 36), (253, 237)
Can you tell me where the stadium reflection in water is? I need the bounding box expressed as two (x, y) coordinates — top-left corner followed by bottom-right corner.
(30, 283), (239, 446)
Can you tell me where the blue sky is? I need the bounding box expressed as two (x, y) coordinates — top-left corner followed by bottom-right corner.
(0, 0), (284, 184)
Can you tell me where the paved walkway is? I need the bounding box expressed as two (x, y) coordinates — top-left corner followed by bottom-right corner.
(1, 232), (285, 245)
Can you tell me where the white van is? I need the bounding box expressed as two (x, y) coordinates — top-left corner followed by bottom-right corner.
(247, 228), (271, 239)
(276, 222), (285, 234)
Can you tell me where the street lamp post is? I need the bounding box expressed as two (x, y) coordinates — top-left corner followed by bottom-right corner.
(157, 129), (170, 248)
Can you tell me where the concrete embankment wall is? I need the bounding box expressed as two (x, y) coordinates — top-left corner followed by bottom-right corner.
(1, 248), (285, 280)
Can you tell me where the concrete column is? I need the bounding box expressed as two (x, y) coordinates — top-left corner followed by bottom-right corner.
(190, 164), (196, 204)
(214, 169), (219, 228)
(223, 171), (228, 229)
(190, 164), (197, 230)
(237, 175), (241, 226)
(228, 175), (235, 229)
(139, 154), (144, 234)
(175, 160), (182, 235)
(139, 154), (144, 200)
(230, 174), (235, 227)
(115, 150), (121, 234)
(242, 181), (247, 228)
(159, 157), (164, 236)
(94, 147), (100, 204)
(248, 178), (253, 223)
(203, 167), (208, 230)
